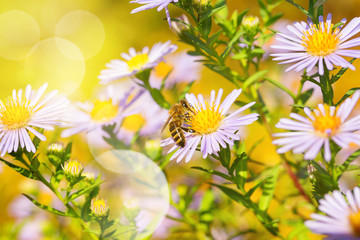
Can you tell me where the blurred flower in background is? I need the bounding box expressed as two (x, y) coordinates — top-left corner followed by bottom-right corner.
(98, 41), (177, 84)
(149, 51), (202, 89)
(61, 85), (144, 140)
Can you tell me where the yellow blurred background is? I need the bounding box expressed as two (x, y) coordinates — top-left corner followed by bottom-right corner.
(1, 0), (360, 239)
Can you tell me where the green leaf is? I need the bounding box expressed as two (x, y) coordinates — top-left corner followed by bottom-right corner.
(149, 88), (171, 109)
(220, 30), (243, 60)
(265, 13), (283, 27)
(330, 58), (356, 84)
(191, 166), (233, 182)
(22, 193), (72, 217)
(245, 175), (272, 198)
(310, 161), (339, 202)
(50, 171), (64, 189)
(206, 30), (222, 48)
(31, 156), (40, 170)
(179, 81), (195, 99)
(64, 142), (72, 162)
(218, 144), (231, 169)
(243, 70), (269, 90)
(183, 32), (218, 57)
(66, 179), (103, 203)
(210, 183), (252, 208)
(285, 0), (310, 17)
(335, 149), (360, 180)
(236, 9), (249, 26)
(214, 0), (228, 21)
(335, 87), (360, 106)
(259, 165), (279, 212)
(0, 158), (38, 180)
(299, 88), (314, 105)
(199, 4), (226, 24)
(234, 154), (248, 191)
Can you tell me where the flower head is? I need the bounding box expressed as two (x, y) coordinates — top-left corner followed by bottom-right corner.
(98, 41), (177, 84)
(91, 196), (109, 217)
(271, 14), (360, 75)
(0, 83), (68, 157)
(62, 159), (83, 178)
(273, 91), (360, 161)
(61, 85), (144, 138)
(116, 92), (168, 145)
(161, 89), (259, 163)
(130, 0), (179, 27)
(149, 51), (202, 89)
(305, 187), (360, 239)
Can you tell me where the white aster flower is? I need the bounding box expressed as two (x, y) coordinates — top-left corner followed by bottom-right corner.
(98, 41), (177, 84)
(271, 13), (360, 75)
(130, 0), (179, 27)
(117, 92), (168, 145)
(0, 83), (68, 157)
(305, 187), (360, 239)
(273, 91), (360, 161)
(161, 89), (259, 163)
(61, 86), (144, 138)
(149, 51), (202, 89)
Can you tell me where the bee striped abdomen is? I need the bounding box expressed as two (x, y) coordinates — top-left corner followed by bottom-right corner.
(169, 121), (186, 148)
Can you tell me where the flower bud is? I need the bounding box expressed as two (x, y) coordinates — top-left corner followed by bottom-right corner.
(47, 142), (65, 155)
(145, 140), (162, 159)
(47, 142), (65, 166)
(91, 196), (109, 218)
(242, 15), (260, 29)
(62, 159), (83, 179)
(82, 172), (95, 183)
(193, 0), (211, 13)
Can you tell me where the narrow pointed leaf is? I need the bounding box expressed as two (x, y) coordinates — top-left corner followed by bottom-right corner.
(259, 166), (279, 212)
(0, 158), (38, 180)
(22, 194), (72, 217)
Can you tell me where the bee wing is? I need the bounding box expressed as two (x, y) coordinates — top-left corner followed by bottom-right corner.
(161, 111), (176, 133)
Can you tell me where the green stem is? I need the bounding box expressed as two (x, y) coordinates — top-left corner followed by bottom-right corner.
(22, 158), (98, 240)
(319, 67), (334, 105)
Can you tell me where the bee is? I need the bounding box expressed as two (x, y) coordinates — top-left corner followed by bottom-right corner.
(161, 99), (195, 148)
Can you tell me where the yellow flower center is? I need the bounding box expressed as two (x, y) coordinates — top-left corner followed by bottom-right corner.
(349, 211), (360, 236)
(91, 197), (109, 217)
(127, 53), (149, 71)
(154, 61), (173, 79)
(302, 23), (341, 56)
(0, 97), (33, 130)
(189, 103), (223, 134)
(121, 114), (145, 132)
(311, 105), (341, 136)
(90, 99), (119, 123)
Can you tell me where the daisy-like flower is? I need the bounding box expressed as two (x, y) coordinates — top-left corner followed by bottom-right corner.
(149, 51), (202, 89)
(130, 0), (179, 27)
(0, 83), (68, 157)
(117, 92), (168, 145)
(305, 186), (360, 239)
(271, 13), (360, 75)
(98, 41), (177, 85)
(273, 91), (360, 161)
(61, 85), (144, 138)
(160, 89), (259, 163)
